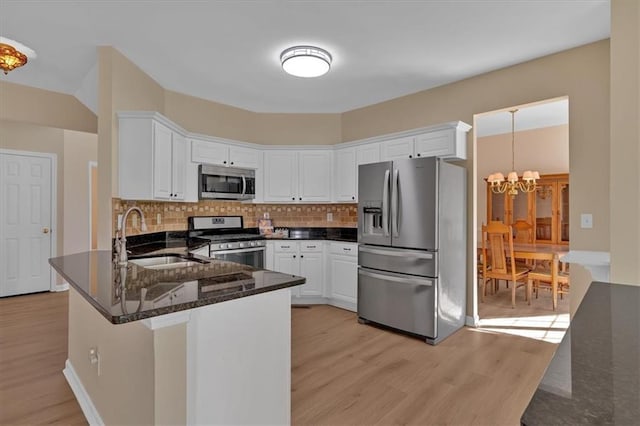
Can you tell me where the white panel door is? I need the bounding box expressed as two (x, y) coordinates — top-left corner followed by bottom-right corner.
(298, 151), (331, 202)
(153, 122), (173, 200)
(171, 132), (187, 200)
(414, 129), (455, 158)
(264, 151), (298, 202)
(273, 251), (300, 299)
(191, 139), (229, 166)
(356, 143), (381, 165)
(333, 148), (357, 202)
(0, 153), (52, 296)
(329, 255), (358, 306)
(229, 146), (261, 169)
(299, 252), (323, 297)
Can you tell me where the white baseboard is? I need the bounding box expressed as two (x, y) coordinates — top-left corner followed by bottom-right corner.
(63, 359), (104, 426)
(465, 315), (479, 327)
(54, 281), (69, 292)
(328, 298), (357, 313)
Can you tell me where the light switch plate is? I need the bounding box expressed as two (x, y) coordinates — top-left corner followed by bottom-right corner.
(581, 213), (593, 229)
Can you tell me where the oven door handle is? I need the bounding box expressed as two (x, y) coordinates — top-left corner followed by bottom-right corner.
(210, 247), (266, 256)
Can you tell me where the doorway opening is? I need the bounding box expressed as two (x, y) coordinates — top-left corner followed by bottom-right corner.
(472, 97), (570, 343)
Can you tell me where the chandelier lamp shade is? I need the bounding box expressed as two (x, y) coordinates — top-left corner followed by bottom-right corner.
(487, 109), (539, 196)
(0, 37), (36, 75)
(280, 45), (332, 78)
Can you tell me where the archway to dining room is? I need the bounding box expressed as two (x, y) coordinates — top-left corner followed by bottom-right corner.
(472, 97), (570, 343)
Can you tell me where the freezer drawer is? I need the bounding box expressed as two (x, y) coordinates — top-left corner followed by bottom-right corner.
(358, 245), (437, 277)
(357, 267), (436, 338)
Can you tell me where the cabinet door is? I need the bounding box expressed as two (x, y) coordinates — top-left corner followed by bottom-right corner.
(273, 252), (299, 276)
(299, 252), (323, 297)
(191, 139), (229, 165)
(534, 181), (556, 244)
(558, 180), (569, 244)
(264, 151), (298, 202)
(229, 146), (261, 169)
(356, 143), (381, 165)
(298, 151), (332, 202)
(329, 255), (357, 307)
(171, 132), (187, 200)
(152, 121), (173, 200)
(333, 147), (357, 202)
(414, 129), (454, 158)
(381, 136), (414, 161)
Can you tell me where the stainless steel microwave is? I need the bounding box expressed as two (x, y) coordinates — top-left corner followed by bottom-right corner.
(198, 164), (256, 200)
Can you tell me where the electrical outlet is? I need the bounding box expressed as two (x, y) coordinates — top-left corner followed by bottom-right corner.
(88, 347), (101, 376)
(157, 213), (162, 225)
(581, 213), (593, 229)
(327, 212), (333, 222)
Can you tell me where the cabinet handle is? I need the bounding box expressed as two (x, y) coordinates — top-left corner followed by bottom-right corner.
(343, 248), (351, 251)
(299, 197), (302, 201)
(231, 162), (234, 165)
(293, 255), (297, 259)
(352, 196), (355, 200)
(292, 197), (295, 200)
(417, 153), (421, 157)
(281, 245), (290, 249)
(409, 155), (413, 158)
(300, 255), (304, 258)
(223, 160), (227, 164)
(307, 245), (316, 249)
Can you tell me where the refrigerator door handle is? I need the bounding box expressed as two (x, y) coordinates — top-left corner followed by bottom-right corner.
(382, 170), (390, 236)
(359, 245), (434, 259)
(392, 169), (399, 237)
(359, 268), (433, 287)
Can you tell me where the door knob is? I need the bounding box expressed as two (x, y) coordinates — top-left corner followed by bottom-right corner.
(42, 227), (50, 234)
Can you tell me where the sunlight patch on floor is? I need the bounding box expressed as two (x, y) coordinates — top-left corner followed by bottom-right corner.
(477, 313), (570, 343)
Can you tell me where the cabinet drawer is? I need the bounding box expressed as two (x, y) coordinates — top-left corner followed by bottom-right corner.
(300, 241), (323, 252)
(274, 242), (297, 252)
(330, 242), (357, 257)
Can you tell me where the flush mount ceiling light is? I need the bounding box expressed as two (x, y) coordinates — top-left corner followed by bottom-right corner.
(280, 46), (332, 78)
(0, 37), (36, 75)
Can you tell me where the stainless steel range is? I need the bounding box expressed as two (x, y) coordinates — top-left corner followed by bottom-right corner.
(188, 216), (265, 269)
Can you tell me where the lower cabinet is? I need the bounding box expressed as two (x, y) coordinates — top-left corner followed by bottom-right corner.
(327, 242), (358, 311)
(272, 241), (324, 300)
(267, 240), (358, 311)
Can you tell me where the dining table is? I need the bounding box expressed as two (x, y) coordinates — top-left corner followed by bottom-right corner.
(480, 243), (570, 310)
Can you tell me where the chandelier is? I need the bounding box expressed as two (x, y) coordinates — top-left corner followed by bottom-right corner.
(0, 37), (36, 75)
(487, 109), (539, 196)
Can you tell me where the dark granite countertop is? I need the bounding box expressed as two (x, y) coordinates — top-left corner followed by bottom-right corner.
(49, 251), (305, 325)
(265, 227), (357, 242)
(521, 281), (640, 425)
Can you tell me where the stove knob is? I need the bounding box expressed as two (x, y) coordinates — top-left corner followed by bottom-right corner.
(239, 242), (246, 248)
(219, 244), (226, 249)
(250, 242), (256, 247)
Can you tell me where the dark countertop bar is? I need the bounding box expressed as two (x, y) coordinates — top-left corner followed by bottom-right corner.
(521, 281), (640, 425)
(50, 251), (305, 325)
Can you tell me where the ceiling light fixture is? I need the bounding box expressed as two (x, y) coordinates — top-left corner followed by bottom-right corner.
(0, 37), (36, 75)
(487, 109), (539, 196)
(280, 45), (332, 78)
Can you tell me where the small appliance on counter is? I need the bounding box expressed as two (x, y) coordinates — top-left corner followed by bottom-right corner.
(357, 156), (466, 345)
(188, 216), (265, 269)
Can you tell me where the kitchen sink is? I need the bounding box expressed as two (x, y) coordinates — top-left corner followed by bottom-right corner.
(129, 255), (209, 270)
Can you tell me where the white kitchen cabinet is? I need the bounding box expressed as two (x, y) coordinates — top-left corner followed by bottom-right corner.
(333, 147), (357, 202)
(327, 242), (358, 312)
(379, 123), (470, 161)
(264, 151), (331, 203)
(191, 139), (262, 169)
(119, 114), (188, 201)
(356, 143), (381, 165)
(272, 241), (324, 300)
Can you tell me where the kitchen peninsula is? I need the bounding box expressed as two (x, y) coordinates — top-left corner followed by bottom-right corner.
(49, 250), (304, 425)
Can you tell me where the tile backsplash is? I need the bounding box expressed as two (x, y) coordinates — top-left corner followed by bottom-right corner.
(113, 198), (358, 236)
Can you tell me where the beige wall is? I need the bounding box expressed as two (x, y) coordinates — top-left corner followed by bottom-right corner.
(0, 81), (97, 133)
(63, 130), (98, 255)
(477, 124), (569, 233)
(342, 40), (610, 317)
(610, 0), (640, 285)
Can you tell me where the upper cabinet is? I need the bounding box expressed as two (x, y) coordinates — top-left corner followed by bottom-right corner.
(191, 138), (262, 169)
(333, 147), (357, 202)
(380, 122), (470, 161)
(119, 113), (192, 202)
(264, 150), (332, 202)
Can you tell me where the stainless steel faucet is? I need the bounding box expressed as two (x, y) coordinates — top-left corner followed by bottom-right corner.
(115, 207), (147, 266)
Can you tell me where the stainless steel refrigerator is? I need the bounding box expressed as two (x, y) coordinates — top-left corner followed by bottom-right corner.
(357, 156), (466, 345)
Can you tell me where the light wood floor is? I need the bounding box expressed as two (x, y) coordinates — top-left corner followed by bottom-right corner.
(478, 281), (570, 319)
(0, 292), (86, 425)
(1, 293), (557, 425)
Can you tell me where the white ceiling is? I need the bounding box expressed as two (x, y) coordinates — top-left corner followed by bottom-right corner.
(475, 98), (569, 137)
(0, 1), (610, 113)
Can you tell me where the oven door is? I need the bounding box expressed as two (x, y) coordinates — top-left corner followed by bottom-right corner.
(210, 247), (265, 269)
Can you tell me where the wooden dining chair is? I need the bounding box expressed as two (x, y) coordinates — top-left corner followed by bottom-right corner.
(481, 221), (530, 308)
(512, 219), (534, 244)
(527, 253), (570, 311)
